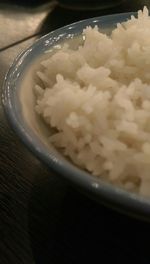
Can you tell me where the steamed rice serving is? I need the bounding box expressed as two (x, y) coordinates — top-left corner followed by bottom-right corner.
(35, 7), (150, 196)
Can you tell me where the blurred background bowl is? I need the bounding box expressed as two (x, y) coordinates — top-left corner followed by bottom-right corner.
(57, 0), (125, 10)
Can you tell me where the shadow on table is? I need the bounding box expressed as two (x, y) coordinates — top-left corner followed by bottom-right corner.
(28, 175), (150, 264)
(37, 6), (108, 35)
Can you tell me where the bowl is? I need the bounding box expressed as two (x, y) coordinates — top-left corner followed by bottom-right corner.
(2, 12), (150, 221)
(58, 0), (124, 10)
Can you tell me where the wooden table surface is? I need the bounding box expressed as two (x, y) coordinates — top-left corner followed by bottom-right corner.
(1, 1), (150, 263)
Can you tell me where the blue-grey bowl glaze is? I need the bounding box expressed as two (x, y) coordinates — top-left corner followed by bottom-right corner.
(2, 12), (150, 221)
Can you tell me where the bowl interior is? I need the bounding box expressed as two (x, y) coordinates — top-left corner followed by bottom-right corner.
(19, 12), (133, 163)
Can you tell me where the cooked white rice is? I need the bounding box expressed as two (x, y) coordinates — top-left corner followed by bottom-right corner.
(35, 7), (150, 196)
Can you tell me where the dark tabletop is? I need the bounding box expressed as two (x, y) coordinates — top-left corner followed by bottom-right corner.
(1, 1), (150, 263)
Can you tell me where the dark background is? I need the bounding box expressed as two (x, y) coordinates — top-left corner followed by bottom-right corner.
(1, 1), (150, 263)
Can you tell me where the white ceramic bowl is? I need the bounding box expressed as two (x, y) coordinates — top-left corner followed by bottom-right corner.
(2, 12), (150, 221)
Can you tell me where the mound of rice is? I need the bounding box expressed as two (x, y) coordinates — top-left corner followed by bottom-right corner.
(35, 7), (150, 196)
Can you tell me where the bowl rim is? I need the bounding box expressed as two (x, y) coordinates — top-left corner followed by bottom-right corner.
(2, 11), (150, 221)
